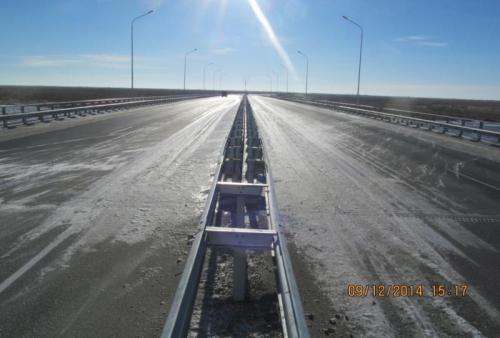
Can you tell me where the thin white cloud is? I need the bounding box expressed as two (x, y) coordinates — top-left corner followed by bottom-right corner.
(247, 0), (297, 77)
(19, 54), (130, 68)
(210, 47), (237, 55)
(79, 54), (129, 63)
(394, 35), (447, 47)
(20, 56), (79, 67)
(394, 35), (431, 42)
(417, 41), (448, 48)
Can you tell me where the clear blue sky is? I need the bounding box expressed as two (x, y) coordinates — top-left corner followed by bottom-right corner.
(1, 0), (499, 99)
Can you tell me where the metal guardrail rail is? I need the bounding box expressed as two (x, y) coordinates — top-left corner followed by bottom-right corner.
(270, 94), (479, 123)
(313, 99), (468, 122)
(161, 95), (309, 338)
(271, 96), (500, 145)
(337, 105), (500, 139)
(0, 94), (212, 129)
(0, 95), (192, 114)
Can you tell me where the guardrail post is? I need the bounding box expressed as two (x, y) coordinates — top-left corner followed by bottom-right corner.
(233, 249), (247, 302)
(478, 121), (484, 142)
(2, 107), (7, 128)
(456, 120), (465, 137)
(233, 195), (247, 301)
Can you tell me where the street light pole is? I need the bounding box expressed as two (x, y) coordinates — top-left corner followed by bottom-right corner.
(203, 62), (214, 90)
(131, 10), (154, 89)
(297, 50), (309, 95)
(280, 63), (288, 92)
(213, 69), (221, 90)
(184, 48), (198, 91)
(272, 70), (279, 92)
(219, 73), (225, 90)
(267, 74), (273, 92)
(343, 15), (363, 102)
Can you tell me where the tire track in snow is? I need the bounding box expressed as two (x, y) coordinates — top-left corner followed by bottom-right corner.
(250, 95), (500, 337)
(0, 97), (240, 295)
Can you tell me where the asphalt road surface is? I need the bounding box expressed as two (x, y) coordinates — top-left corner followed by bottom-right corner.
(1, 94), (500, 338)
(0, 96), (241, 337)
(250, 95), (500, 337)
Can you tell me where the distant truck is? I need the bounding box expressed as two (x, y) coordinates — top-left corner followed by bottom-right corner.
(221, 91), (228, 97)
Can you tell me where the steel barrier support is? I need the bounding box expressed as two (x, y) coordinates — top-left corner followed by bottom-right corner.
(271, 95), (500, 146)
(1, 95), (215, 129)
(162, 95), (309, 337)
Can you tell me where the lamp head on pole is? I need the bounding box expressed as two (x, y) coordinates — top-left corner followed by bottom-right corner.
(132, 9), (154, 22)
(185, 48), (198, 56)
(342, 15), (363, 32)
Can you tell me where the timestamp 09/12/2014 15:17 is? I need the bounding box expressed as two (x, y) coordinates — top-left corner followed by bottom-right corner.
(347, 284), (469, 298)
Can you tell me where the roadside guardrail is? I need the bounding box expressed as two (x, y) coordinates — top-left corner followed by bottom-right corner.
(336, 105), (500, 144)
(1, 96), (178, 114)
(271, 95), (500, 146)
(1, 94), (213, 129)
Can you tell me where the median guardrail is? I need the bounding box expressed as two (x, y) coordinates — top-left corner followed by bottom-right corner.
(162, 96), (309, 338)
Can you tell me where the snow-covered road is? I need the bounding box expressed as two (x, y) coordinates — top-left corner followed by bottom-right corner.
(250, 95), (500, 337)
(2, 94), (500, 337)
(0, 96), (240, 337)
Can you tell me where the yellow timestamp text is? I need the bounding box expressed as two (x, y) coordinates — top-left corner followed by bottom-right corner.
(347, 284), (469, 298)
